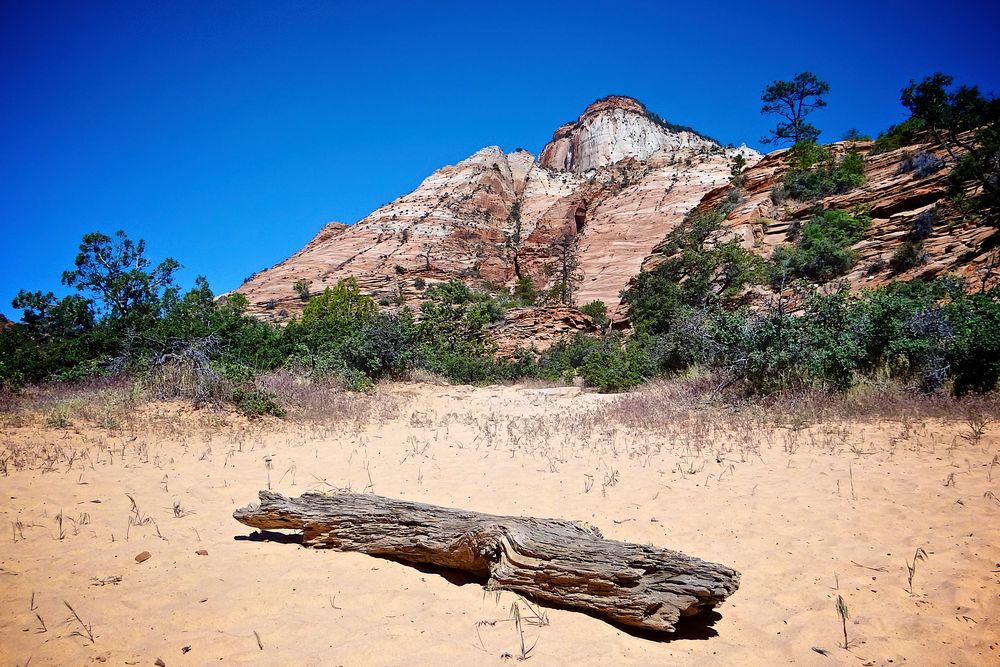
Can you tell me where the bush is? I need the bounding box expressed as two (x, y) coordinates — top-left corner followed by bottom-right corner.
(771, 208), (871, 283)
(643, 309), (737, 374)
(890, 240), (928, 272)
(781, 142), (866, 200)
(898, 151), (944, 177)
(946, 292), (1000, 395)
(579, 300), (609, 329)
(624, 210), (764, 336)
(301, 278), (377, 325)
(537, 334), (606, 382)
(535, 333), (656, 392)
(293, 279), (312, 301)
(579, 338), (654, 392)
(418, 348), (500, 384)
(513, 276), (538, 305)
(911, 209), (935, 240)
(730, 289), (888, 392)
(870, 117), (926, 154)
(722, 290), (865, 393)
(337, 367), (374, 392)
(232, 387), (286, 418)
(850, 279), (959, 378)
(344, 313), (418, 380)
(726, 308), (809, 393)
(842, 128), (871, 142)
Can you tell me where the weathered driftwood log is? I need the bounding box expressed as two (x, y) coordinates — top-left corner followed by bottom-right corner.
(234, 490), (739, 633)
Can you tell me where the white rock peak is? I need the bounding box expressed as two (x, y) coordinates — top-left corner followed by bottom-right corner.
(539, 95), (722, 173)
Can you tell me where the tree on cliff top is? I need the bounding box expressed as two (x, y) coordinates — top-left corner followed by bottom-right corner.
(760, 72), (830, 145)
(900, 73), (1000, 221)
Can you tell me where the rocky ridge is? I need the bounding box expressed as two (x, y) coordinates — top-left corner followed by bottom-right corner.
(238, 96), (998, 355)
(237, 96), (758, 349)
(640, 135), (998, 297)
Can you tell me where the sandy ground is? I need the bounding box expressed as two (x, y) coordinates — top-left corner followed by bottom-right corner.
(1, 382), (999, 666)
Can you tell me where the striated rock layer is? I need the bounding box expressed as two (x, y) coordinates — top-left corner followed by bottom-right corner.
(639, 135), (999, 299)
(490, 306), (600, 357)
(237, 95), (759, 348)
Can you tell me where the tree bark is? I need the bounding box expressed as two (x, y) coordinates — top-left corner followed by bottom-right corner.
(234, 491), (740, 633)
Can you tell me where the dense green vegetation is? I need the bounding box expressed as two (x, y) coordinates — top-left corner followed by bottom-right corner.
(2, 71), (998, 406)
(771, 208), (871, 283)
(773, 141), (866, 201)
(876, 73), (998, 224)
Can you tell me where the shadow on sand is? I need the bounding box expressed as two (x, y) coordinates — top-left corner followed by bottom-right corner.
(234, 528), (724, 642)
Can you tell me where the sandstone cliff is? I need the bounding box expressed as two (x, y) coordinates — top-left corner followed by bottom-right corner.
(639, 135), (998, 297)
(237, 96), (759, 343)
(539, 95), (719, 173)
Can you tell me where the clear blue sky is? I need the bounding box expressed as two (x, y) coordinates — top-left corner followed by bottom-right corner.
(2, 0), (998, 320)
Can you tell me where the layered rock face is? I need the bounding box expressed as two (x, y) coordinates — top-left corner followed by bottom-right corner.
(640, 135), (998, 297)
(238, 96), (758, 335)
(490, 306), (599, 357)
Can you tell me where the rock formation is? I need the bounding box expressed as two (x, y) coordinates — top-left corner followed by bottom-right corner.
(237, 96), (758, 350)
(236, 96), (999, 352)
(539, 95), (719, 173)
(640, 135), (999, 296)
(490, 306), (599, 356)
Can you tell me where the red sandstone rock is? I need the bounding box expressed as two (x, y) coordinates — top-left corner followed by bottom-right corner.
(491, 306), (600, 357)
(639, 134), (998, 298)
(237, 96), (760, 354)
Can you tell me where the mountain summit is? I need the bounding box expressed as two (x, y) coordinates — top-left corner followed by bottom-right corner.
(237, 97), (755, 336)
(540, 95), (719, 173)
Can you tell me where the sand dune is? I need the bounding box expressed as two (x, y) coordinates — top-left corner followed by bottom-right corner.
(1, 383), (998, 666)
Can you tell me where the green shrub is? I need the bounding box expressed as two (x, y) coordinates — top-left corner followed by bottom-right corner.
(418, 348), (500, 384)
(579, 300), (609, 329)
(301, 278), (377, 325)
(726, 308), (809, 393)
(624, 210), (764, 336)
(798, 290), (864, 390)
(337, 367), (375, 392)
(343, 313), (418, 381)
(946, 292), (1000, 395)
(842, 128), (871, 142)
(890, 240), (928, 272)
(642, 309), (736, 374)
(772, 208), (871, 283)
(579, 339), (654, 392)
(870, 117), (926, 154)
(293, 279), (312, 301)
(536, 334), (606, 381)
(780, 142), (866, 200)
(513, 276), (538, 305)
(850, 279), (958, 382)
(232, 387), (286, 418)
(724, 289), (863, 392)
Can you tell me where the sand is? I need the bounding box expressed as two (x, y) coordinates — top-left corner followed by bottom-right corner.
(1, 382), (998, 666)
